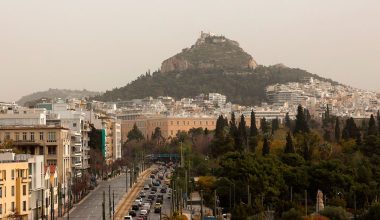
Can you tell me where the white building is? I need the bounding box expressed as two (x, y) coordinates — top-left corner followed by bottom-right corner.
(0, 107), (46, 126)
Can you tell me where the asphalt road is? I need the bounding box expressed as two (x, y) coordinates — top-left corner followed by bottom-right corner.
(61, 174), (129, 220)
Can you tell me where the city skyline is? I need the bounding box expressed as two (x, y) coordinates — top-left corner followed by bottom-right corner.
(0, 0), (379, 102)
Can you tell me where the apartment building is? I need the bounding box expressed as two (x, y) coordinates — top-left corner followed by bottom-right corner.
(0, 126), (71, 197)
(0, 158), (30, 219)
(0, 107), (46, 126)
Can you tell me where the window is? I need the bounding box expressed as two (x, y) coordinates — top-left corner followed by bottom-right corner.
(177, 121), (179, 125)
(30, 132), (35, 141)
(48, 146), (57, 155)
(0, 204), (2, 214)
(22, 132), (27, 141)
(15, 132), (20, 141)
(0, 186), (2, 198)
(23, 201), (26, 211)
(4, 132), (10, 140)
(11, 202), (15, 212)
(39, 132), (44, 140)
(11, 186), (14, 196)
(23, 185), (26, 196)
(47, 132), (56, 142)
(73, 123), (77, 127)
(47, 160), (57, 166)
(11, 170), (14, 180)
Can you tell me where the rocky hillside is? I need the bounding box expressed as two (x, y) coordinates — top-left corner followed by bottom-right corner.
(161, 32), (257, 73)
(94, 33), (336, 105)
(18, 89), (101, 106)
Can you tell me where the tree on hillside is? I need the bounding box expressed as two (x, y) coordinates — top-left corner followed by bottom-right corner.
(262, 137), (270, 156)
(237, 114), (247, 151)
(323, 104), (331, 127)
(215, 115), (226, 138)
(335, 118), (341, 142)
(127, 123), (145, 142)
(285, 112), (291, 129)
(294, 105), (310, 134)
(368, 114), (377, 136)
(284, 132), (295, 154)
(250, 110), (258, 137)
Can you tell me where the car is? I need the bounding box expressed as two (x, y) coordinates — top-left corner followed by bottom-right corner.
(137, 216), (147, 220)
(140, 209), (148, 216)
(150, 174), (155, 178)
(132, 204), (139, 211)
(156, 198), (163, 204)
(135, 199), (142, 206)
(124, 216), (133, 220)
(147, 198), (154, 204)
(143, 185), (150, 190)
(148, 194), (156, 200)
(139, 191), (146, 198)
(154, 203), (161, 213)
(128, 210), (136, 217)
(151, 186), (157, 192)
(157, 194), (164, 199)
(160, 188), (167, 193)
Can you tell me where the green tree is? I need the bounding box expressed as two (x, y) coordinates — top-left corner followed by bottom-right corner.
(284, 132), (295, 153)
(342, 117), (361, 144)
(367, 114), (377, 136)
(294, 105), (310, 134)
(281, 208), (303, 220)
(250, 110), (258, 137)
(361, 203), (380, 220)
(335, 118), (341, 142)
(377, 110), (380, 136)
(237, 114), (247, 151)
(215, 115), (225, 138)
(127, 123), (144, 142)
(262, 137), (270, 156)
(271, 117), (280, 134)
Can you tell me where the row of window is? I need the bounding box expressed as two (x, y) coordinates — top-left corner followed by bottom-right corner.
(0, 201), (27, 215)
(0, 184), (27, 198)
(0, 169), (28, 181)
(1, 131), (57, 142)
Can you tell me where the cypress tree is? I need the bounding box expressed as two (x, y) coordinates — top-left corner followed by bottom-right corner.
(284, 132), (295, 153)
(335, 118), (341, 142)
(262, 137), (270, 156)
(323, 104), (330, 127)
(367, 114), (377, 136)
(271, 117), (279, 134)
(342, 117), (361, 144)
(237, 114), (247, 150)
(294, 105), (310, 134)
(229, 112), (238, 137)
(250, 110), (258, 137)
(260, 117), (269, 134)
(215, 115), (224, 138)
(285, 112), (291, 129)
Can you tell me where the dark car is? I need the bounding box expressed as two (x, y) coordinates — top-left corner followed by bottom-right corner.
(151, 186), (157, 192)
(132, 204), (139, 211)
(160, 188), (167, 193)
(148, 194), (156, 200)
(150, 174), (155, 178)
(128, 210), (136, 217)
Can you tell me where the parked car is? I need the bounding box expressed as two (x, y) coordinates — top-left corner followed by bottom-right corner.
(124, 216), (133, 220)
(140, 209), (148, 216)
(154, 203), (161, 213)
(132, 204), (139, 211)
(160, 188), (167, 193)
(143, 185), (150, 190)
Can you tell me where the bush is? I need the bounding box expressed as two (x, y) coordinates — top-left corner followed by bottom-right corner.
(282, 208), (303, 220)
(319, 206), (349, 220)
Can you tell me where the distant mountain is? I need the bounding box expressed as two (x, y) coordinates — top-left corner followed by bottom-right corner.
(18, 89), (101, 106)
(94, 32), (336, 105)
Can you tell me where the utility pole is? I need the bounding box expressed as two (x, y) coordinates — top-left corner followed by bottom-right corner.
(36, 199), (39, 220)
(200, 190), (204, 220)
(41, 189), (44, 220)
(109, 185), (111, 219)
(290, 186), (293, 202)
(126, 167), (128, 193)
(51, 186), (55, 220)
(305, 190), (308, 216)
(68, 180), (70, 220)
(214, 190), (217, 217)
(102, 191), (105, 220)
(180, 141), (184, 168)
(247, 185), (251, 206)
(112, 190), (115, 220)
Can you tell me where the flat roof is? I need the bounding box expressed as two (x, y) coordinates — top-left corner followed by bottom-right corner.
(0, 125), (69, 130)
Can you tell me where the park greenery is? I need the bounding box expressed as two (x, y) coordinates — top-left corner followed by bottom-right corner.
(120, 107), (380, 220)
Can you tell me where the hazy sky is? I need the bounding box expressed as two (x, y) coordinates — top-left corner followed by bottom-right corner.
(1, 1), (379, 102)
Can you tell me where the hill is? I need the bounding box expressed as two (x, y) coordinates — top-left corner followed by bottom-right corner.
(95, 33), (336, 105)
(18, 89), (101, 106)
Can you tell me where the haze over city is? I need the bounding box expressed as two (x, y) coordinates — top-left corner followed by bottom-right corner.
(0, 0), (379, 101)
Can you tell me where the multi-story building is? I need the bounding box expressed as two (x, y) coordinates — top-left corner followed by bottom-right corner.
(0, 155), (30, 219)
(112, 121), (122, 160)
(44, 165), (58, 219)
(0, 126), (71, 201)
(0, 107), (46, 126)
(121, 116), (217, 142)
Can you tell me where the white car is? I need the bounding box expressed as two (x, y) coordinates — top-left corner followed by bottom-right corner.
(140, 209), (148, 215)
(143, 185), (150, 190)
(124, 216), (133, 220)
(135, 199), (142, 206)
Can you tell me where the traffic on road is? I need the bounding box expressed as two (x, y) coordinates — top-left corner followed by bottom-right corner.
(124, 162), (175, 220)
